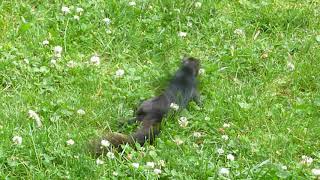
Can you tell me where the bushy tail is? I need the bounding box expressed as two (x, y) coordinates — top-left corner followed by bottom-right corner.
(89, 119), (161, 156)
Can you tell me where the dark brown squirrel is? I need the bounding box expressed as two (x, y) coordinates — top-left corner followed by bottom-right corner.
(89, 56), (200, 156)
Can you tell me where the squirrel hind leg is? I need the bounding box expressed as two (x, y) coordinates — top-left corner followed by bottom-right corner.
(88, 132), (132, 156)
(131, 121), (161, 145)
(106, 132), (132, 148)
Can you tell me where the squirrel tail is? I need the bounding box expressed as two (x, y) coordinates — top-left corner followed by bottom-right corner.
(89, 119), (161, 156)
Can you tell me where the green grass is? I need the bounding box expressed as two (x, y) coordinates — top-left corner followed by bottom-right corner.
(1, 0), (320, 179)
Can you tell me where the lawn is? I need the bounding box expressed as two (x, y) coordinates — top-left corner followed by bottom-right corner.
(1, 0), (320, 179)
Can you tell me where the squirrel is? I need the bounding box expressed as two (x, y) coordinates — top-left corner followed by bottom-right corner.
(89, 56), (200, 156)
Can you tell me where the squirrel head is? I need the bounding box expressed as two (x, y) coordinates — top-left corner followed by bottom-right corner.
(181, 56), (200, 76)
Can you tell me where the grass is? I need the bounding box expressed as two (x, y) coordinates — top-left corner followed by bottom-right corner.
(1, 0), (320, 179)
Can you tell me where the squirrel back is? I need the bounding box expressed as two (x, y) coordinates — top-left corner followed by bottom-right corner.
(89, 56), (200, 156)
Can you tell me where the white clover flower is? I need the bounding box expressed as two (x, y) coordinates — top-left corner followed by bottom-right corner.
(50, 59), (57, 64)
(219, 167), (229, 175)
(223, 123), (230, 128)
(261, 52), (268, 59)
(221, 135), (229, 141)
(28, 110), (42, 127)
(170, 103), (179, 111)
(287, 62), (295, 71)
(77, 109), (86, 115)
(227, 154), (235, 161)
(27, 109), (39, 120)
(239, 102), (251, 109)
(312, 169), (320, 176)
(158, 160), (165, 167)
(112, 171), (118, 176)
(154, 168), (162, 175)
(42, 40), (49, 45)
(301, 155), (313, 165)
(54, 46), (63, 54)
(234, 28), (245, 36)
(132, 162), (139, 168)
(107, 152), (115, 159)
(96, 158), (104, 165)
(217, 148), (224, 155)
(195, 2), (202, 8)
(174, 138), (183, 145)
(66, 139), (75, 146)
(12, 136), (22, 145)
(24, 58), (29, 64)
(178, 116), (188, 127)
(317, 35), (320, 42)
(76, 7), (83, 13)
(101, 139), (110, 147)
(115, 69), (125, 77)
(67, 61), (77, 68)
(90, 55), (100, 66)
(198, 68), (205, 75)
(74, 15), (80, 21)
(146, 162), (155, 168)
(193, 132), (202, 138)
(129, 1), (136, 6)
(174, 8), (181, 13)
(61, 6), (70, 14)
(178, 31), (187, 37)
(281, 165), (287, 170)
(106, 29), (112, 34)
(103, 18), (111, 25)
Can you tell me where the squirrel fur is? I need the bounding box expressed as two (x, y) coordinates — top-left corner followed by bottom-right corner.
(89, 56), (200, 156)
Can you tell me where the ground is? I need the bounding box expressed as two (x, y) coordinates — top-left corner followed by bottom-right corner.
(1, 0), (320, 179)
